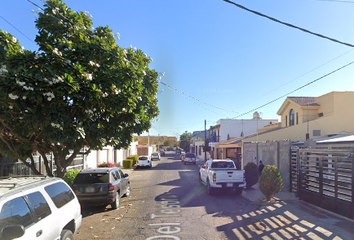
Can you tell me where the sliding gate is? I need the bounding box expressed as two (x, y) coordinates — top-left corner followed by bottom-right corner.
(297, 148), (354, 219)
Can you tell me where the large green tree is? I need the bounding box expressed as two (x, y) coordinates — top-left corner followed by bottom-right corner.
(179, 131), (192, 152)
(0, 0), (159, 178)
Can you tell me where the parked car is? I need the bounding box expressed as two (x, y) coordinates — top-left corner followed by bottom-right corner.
(160, 150), (165, 156)
(136, 155), (152, 168)
(199, 159), (246, 195)
(176, 148), (182, 154)
(0, 176), (82, 240)
(71, 167), (130, 209)
(184, 152), (196, 165)
(180, 153), (186, 161)
(151, 152), (161, 161)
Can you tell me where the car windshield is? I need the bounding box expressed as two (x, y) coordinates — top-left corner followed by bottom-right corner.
(152, 153), (158, 156)
(74, 173), (109, 184)
(139, 157), (148, 160)
(211, 162), (235, 169)
(186, 153), (195, 158)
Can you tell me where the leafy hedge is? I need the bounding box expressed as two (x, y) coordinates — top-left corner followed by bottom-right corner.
(64, 169), (80, 185)
(259, 165), (283, 201)
(244, 162), (259, 189)
(123, 159), (133, 169)
(127, 155), (139, 166)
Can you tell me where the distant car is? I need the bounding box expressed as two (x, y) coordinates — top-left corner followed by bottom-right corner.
(0, 176), (82, 240)
(184, 152), (196, 165)
(151, 152), (161, 161)
(176, 148), (182, 154)
(72, 167), (130, 209)
(136, 155), (152, 168)
(160, 150), (165, 156)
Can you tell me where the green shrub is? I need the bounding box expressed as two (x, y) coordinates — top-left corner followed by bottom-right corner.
(259, 165), (283, 201)
(127, 155), (139, 166)
(98, 162), (116, 168)
(244, 162), (259, 189)
(123, 159), (133, 169)
(64, 169), (80, 185)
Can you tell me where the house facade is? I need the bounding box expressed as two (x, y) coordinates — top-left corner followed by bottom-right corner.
(213, 91), (354, 172)
(245, 91), (354, 143)
(85, 141), (138, 169)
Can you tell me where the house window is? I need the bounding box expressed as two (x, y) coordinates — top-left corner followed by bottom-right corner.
(313, 130), (321, 136)
(318, 112), (324, 117)
(289, 109), (295, 126)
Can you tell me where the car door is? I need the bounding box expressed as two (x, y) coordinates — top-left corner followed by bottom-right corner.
(200, 161), (210, 182)
(118, 169), (128, 195)
(0, 192), (58, 240)
(112, 170), (123, 197)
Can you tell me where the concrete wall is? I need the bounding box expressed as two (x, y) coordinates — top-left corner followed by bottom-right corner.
(218, 118), (279, 141)
(243, 140), (292, 191)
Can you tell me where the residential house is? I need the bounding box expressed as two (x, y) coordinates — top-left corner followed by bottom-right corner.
(210, 113), (279, 162)
(244, 91), (354, 143)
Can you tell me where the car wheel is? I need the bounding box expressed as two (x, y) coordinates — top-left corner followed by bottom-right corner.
(60, 230), (74, 240)
(111, 193), (120, 209)
(124, 185), (131, 197)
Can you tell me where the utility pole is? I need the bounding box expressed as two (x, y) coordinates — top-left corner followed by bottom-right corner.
(204, 119), (207, 161)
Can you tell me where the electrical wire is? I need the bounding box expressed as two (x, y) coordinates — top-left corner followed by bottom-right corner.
(158, 80), (239, 114)
(235, 49), (354, 109)
(233, 59), (354, 119)
(0, 15), (35, 43)
(18, 0), (354, 133)
(222, 0), (354, 48)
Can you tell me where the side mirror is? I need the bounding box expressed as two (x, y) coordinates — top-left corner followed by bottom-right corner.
(124, 173), (129, 178)
(1, 225), (25, 240)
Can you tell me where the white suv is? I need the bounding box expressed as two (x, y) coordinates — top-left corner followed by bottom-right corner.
(0, 176), (82, 240)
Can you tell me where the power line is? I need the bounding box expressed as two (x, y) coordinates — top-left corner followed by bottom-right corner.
(222, 0), (354, 48)
(235, 49), (354, 109)
(233, 59), (354, 119)
(0, 15), (35, 43)
(158, 80), (239, 114)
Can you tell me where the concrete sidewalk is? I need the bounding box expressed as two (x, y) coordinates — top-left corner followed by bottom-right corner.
(242, 182), (297, 202)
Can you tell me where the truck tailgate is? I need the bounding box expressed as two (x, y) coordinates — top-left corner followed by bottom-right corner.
(214, 170), (244, 182)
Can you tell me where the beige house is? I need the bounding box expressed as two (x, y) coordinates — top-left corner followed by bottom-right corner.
(244, 91), (354, 142)
(213, 91), (354, 171)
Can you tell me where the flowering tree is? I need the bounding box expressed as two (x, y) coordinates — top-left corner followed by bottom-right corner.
(0, 0), (159, 178)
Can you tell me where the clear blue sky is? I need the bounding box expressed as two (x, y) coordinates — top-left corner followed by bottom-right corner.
(2, 0), (354, 139)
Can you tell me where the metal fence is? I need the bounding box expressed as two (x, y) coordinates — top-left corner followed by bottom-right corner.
(293, 146), (354, 219)
(0, 153), (85, 177)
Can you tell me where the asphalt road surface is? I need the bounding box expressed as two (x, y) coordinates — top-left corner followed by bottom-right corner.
(74, 151), (259, 240)
(74, 152), (354, 240)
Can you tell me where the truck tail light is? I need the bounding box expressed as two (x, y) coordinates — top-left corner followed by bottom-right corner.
(213, 173), (216, 182)
(108, 183), (115, 192)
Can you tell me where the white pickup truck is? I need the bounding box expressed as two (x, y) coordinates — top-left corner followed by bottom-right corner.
(199, 159), (246, 195)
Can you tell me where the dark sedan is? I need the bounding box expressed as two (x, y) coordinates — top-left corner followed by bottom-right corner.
(72, 167), (130, 209)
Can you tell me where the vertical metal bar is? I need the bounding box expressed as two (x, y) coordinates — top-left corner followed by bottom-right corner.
(351, 153), (354, 218)
(319, 156), (323, 205)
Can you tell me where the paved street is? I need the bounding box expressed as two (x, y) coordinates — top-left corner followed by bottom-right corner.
(75, 152), (354, 240)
